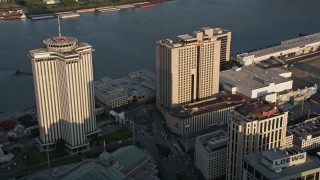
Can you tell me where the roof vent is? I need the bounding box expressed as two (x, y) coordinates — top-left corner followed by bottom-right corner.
(274, 167), (282, 174)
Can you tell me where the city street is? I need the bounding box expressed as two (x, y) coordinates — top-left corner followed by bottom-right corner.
(124, 103), (198, 180)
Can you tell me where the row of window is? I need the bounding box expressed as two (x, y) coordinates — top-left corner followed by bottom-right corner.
(48, 43), (75, 48)
(35, 58), (55, 62)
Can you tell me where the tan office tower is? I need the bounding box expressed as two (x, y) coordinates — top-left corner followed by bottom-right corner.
(216, 29), (231, 64)
(226, 102), (288, 180)
(29, 36), (98, 154)
(156, 27), (230, 109)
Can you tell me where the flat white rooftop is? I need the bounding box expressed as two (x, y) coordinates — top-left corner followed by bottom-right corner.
(197, 130), (227, 153)
(244, 146), (320, 179)
(220, 66), (292, 90)
(94, 69), (155, 100)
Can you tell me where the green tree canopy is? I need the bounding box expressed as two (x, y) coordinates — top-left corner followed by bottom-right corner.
(26, 0), (46, 14)
(63, 0), (76, 7)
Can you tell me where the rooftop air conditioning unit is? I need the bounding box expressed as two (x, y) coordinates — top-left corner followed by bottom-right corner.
(274, 167), (282, 173)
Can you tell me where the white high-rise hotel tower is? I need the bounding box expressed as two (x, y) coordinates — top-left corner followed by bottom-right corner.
(29, 29), (98, 153)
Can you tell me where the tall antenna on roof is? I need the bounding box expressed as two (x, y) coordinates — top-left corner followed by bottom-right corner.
(58, 16), (61, 37)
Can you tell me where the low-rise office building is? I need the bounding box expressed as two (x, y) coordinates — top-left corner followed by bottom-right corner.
(266, 84), (317, 105)
(129, 69), (156, 91)
(195, 130), (228, 180)
(162, 95), (244, 135)
(0, 145), (14, 167)
(243, 146), (320, 180)
(288, 119), (320, 151)
(95, 69), (155, 108)
(237, 32), (320, 66)
(220, 66), (293, 99)
(285, 131), (293, 146)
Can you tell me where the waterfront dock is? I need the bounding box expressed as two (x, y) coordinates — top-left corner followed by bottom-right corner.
(115, 4), (135, 9)
(4, 0), (173, 22)
(76, 8), (95, 13)
(29, 14), (56, 20)
(55, 12), (81, 19)
(133, 2), (157, 8)
(95, 7), (120, 13)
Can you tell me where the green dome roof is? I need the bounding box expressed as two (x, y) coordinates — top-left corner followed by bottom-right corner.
(99, 151), (113, 165)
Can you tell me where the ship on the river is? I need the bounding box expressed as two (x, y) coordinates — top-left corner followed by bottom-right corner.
(0, 10), (26, 20)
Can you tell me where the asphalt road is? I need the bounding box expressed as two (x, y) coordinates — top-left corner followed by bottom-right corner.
(124, 104), (198, 180)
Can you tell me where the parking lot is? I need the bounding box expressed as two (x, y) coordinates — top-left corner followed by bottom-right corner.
(284, 100), (320, 123)
(290, 54), (320, 90)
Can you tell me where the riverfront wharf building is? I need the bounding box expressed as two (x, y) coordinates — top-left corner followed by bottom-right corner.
(237, 32), (320, 66)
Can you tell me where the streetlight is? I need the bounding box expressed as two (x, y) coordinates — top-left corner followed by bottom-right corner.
(132, 119), (135, 145)
(184, 124), (190, 155)
(301, 98), (305, 117)
(47, 145), (50, 169)
(8, 166), (10, 179)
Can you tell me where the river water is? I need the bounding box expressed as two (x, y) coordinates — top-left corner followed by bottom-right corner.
(0, 0), (320, 112)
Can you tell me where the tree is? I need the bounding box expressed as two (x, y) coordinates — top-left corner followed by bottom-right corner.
(156, 143), (171, 158)
(18, 114), (37, 127)
(64, 0), (76, 7)
(26, 0), (46, 14)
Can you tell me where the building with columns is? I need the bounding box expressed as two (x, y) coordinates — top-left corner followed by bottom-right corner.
(226, 102), (288, 180)
(29, 35), (98, 154)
